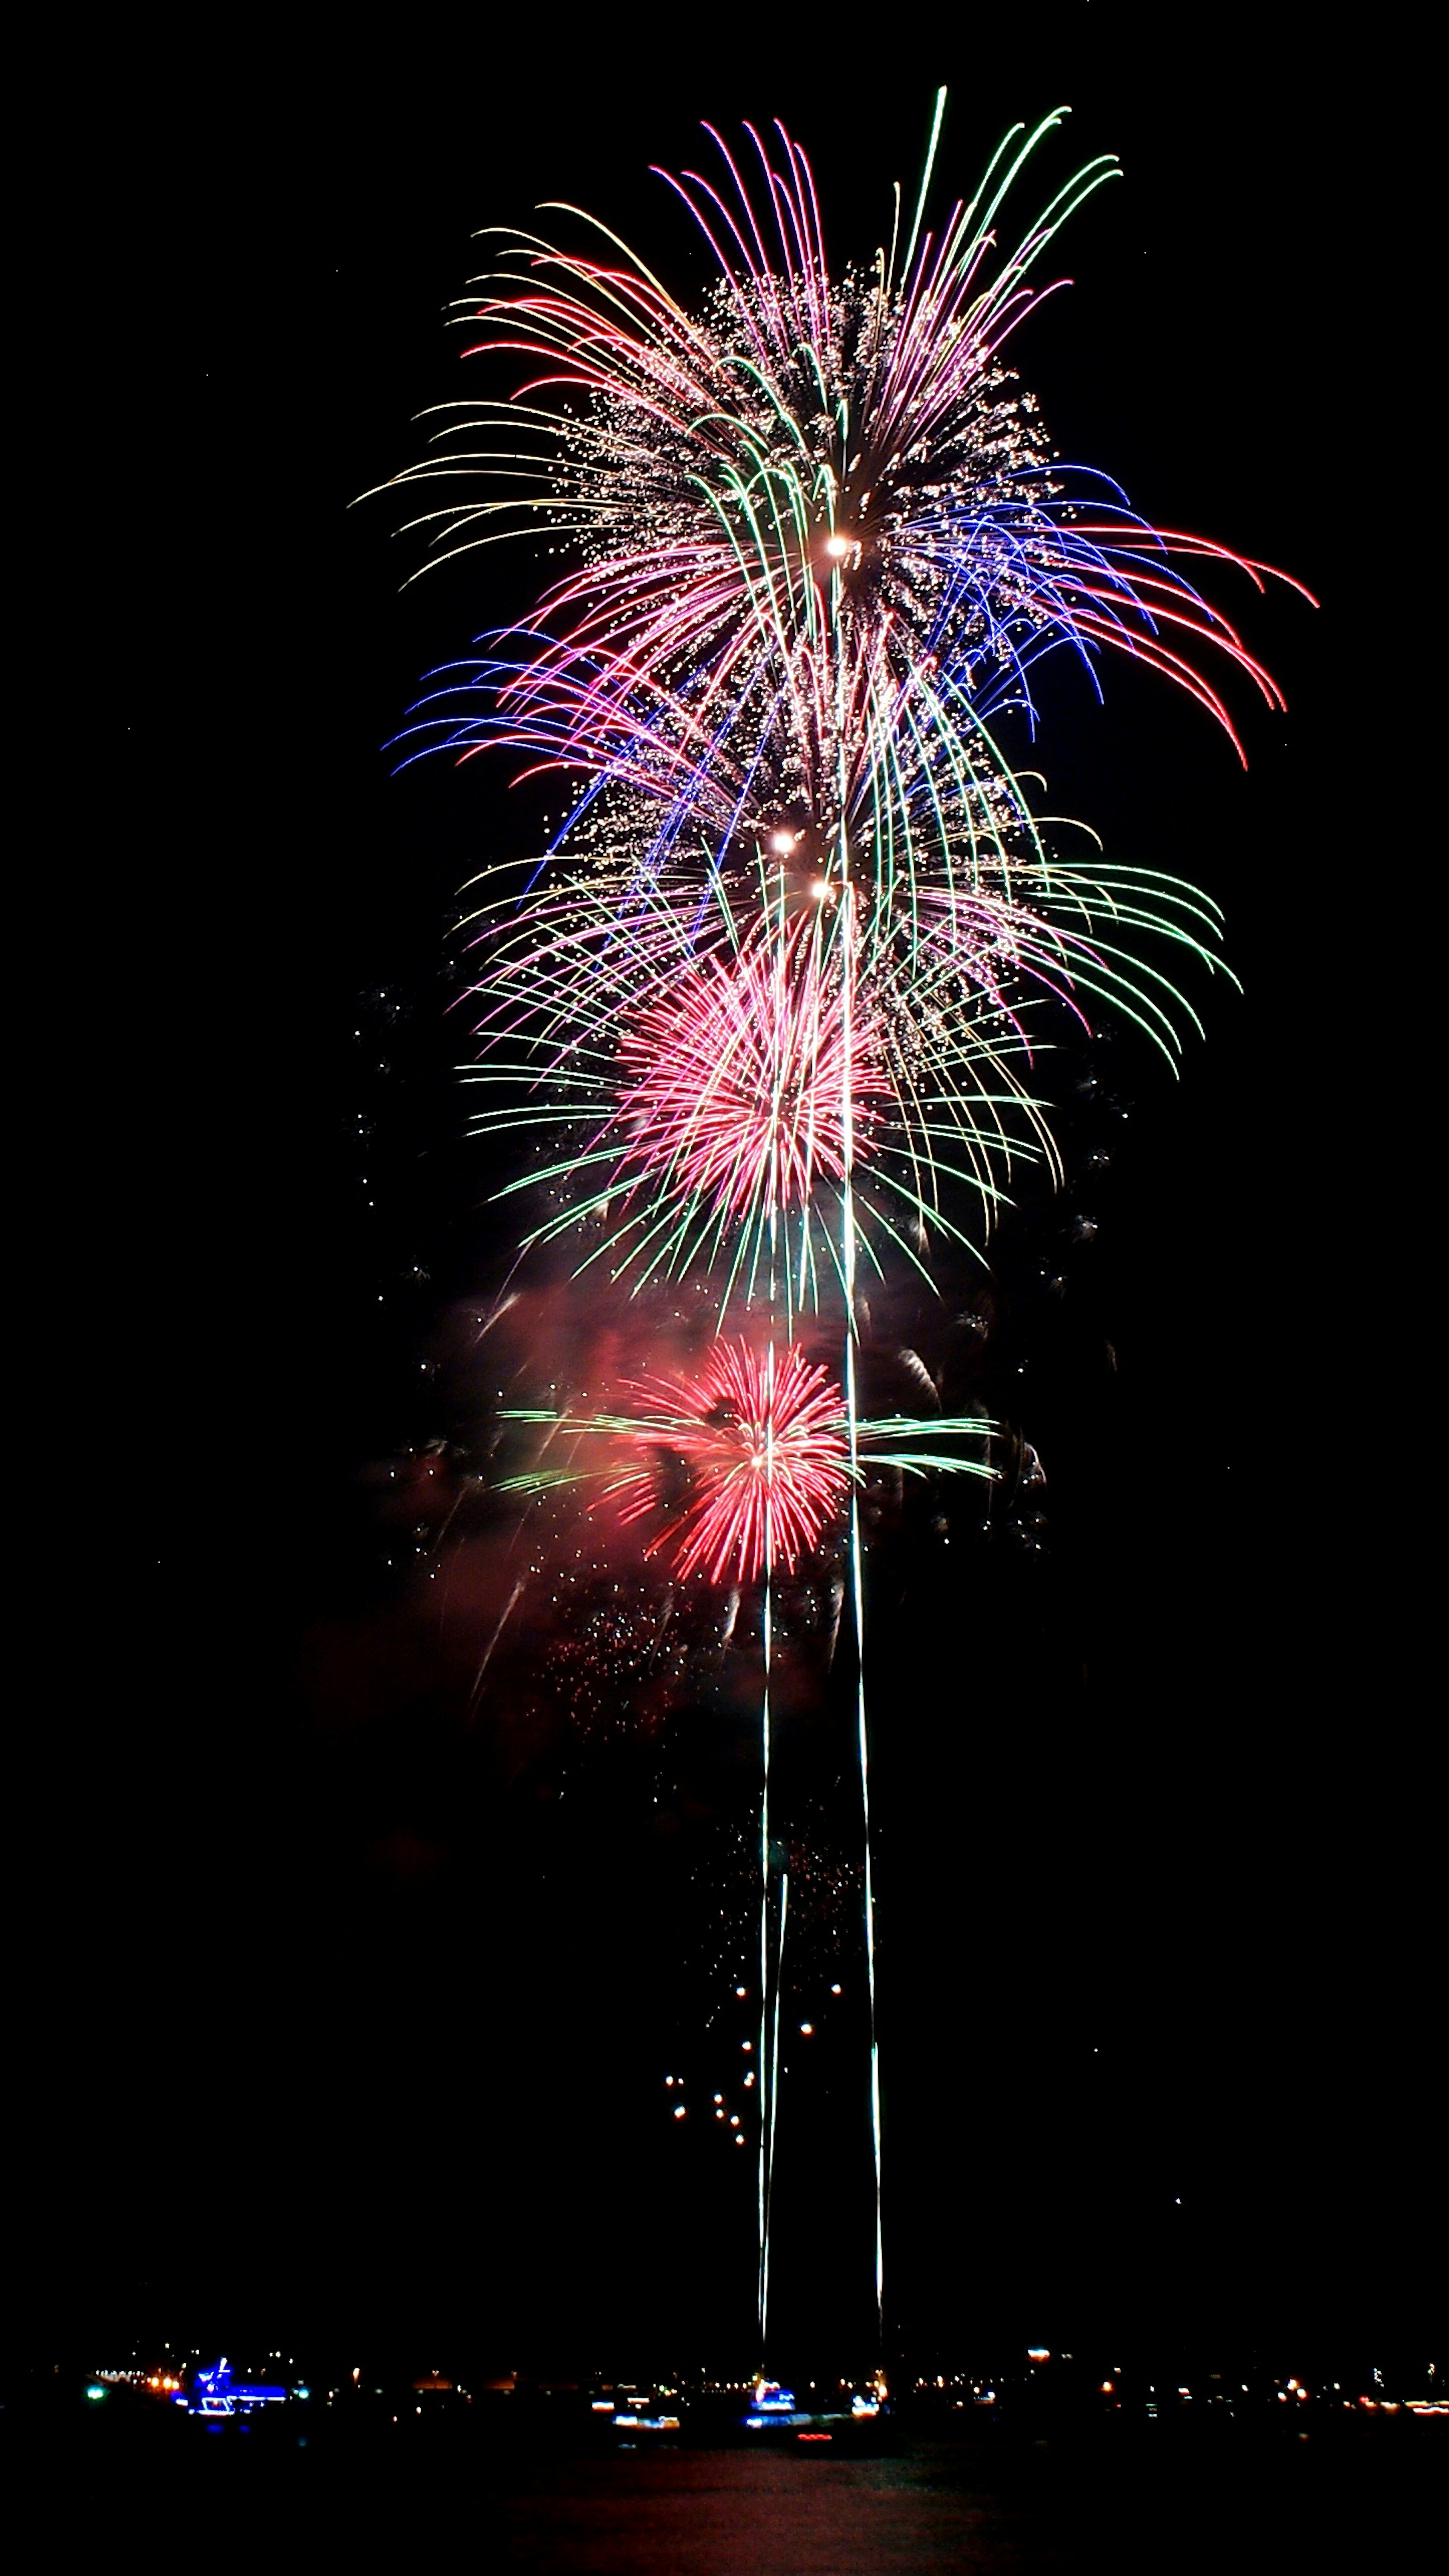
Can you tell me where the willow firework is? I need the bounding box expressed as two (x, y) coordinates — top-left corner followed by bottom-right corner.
(388, 102), (1309, 896)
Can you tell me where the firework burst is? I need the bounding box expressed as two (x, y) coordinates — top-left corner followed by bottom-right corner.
(496, 1334), (992, 1585)
(608, 1339), (850, 1584)
(460, 837), (1230, 1311)
(613, 905), (886, 1231)
(385, 103), (1311, 891)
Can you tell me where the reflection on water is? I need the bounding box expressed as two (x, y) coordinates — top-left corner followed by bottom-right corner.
(504, 2448), (1029, 2574)
(21, 2418), (1443, 2573)
(495, 2434), (1440, 2575)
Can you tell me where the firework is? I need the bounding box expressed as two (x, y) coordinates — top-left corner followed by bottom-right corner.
(376, 105), (1290, 1325)
(385, 103), (1311, 896)
(496, 1333), (992, 1585)
(372, 93), (1306, 2370)
(613, 908), (885, 1238)
(609, 1339), (849, 1583)
(458, 837), (1230, 1311)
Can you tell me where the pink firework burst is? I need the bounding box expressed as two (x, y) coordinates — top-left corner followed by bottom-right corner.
(612, 910), (889, 1225)
(605, 1339), (850, 1583)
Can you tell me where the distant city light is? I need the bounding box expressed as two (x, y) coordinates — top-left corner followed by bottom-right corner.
(1027, 2348), (1050, 2363)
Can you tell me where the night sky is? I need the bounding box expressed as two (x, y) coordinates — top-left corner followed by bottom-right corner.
(32, 12), (1438, 2386)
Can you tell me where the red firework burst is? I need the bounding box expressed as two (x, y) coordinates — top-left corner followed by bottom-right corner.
(605, 1338), (849, 1582)
(613, 912), (889, 1224)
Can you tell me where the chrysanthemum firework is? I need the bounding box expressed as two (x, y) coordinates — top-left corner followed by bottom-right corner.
(609, 1339), (850, 1583)
(613, 903), (887, 1228)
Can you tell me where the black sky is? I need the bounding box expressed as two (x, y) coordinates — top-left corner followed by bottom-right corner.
(29, 9), (1440, 2382)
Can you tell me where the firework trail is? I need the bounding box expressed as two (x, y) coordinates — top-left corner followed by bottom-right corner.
(376, 92), (1306, 2368)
